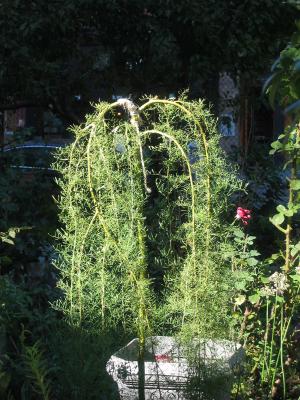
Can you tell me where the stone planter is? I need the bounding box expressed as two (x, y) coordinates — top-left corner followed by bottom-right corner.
(106, 336), (244, 400)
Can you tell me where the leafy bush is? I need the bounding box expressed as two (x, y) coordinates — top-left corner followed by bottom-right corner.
(0, 146), (59, 277)
(234, 22), (300, 399)
(53, 96), (245, 399)
(0, 275), (58, 399)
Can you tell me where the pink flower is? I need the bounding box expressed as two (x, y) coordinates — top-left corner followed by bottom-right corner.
(236, 207), (251, 225)
(154, 354), (172, 362)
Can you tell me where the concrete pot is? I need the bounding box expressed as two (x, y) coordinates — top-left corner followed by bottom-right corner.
(106, 336), (244, 400)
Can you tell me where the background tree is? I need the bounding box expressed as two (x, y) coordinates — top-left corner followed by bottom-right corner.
(0, 0), (298, 125)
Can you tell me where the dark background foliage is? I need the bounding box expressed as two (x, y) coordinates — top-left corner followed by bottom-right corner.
(0, 1), (300, 398)
(0, 0), (298, 123)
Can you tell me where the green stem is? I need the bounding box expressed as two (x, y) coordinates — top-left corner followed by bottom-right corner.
(139, 99), (211, 217)
(270, 305), (292, 397)
(141, 129), (196, 325)
(269, 283), (300, 396)
(70, 220), (78, 324)
(280, 306), (286, 399)
(141, 130), (196, 252)
(284, 124), (299, 273)
(285, 178), (294, 274)
(268, 295), (278, 379)
(137, 221), (147, 400)
(261, 298), (270, 381)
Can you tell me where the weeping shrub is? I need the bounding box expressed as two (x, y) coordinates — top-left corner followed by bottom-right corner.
(53, 95), (243, 347)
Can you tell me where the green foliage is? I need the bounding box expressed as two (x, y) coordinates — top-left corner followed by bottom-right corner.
(0, 146), (59, 276)
(0, 139), (120, 399)
(0, 228), (19, 246)
(234, 143), (286, 212)
(47, 324), (122, 399)
(22, 340), (52, 400)
(0, 1), (297, 120)
(0, 272), (119, 399)
(236, 28), (300, 399)
(54, 96), (243, 355)
(264, 20), (300, 113)
(0, 275), (58, 399)
(230, 143), (287, 260)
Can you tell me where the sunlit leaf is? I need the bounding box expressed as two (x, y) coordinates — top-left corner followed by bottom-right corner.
(249, 293), (260, 304)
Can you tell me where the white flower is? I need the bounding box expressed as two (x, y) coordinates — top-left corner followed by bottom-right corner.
(261, 286), (276, 297)
(268, 272), (289, 295)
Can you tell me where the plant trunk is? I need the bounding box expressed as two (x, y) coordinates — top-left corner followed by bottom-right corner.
(138, 337), (145, 400)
